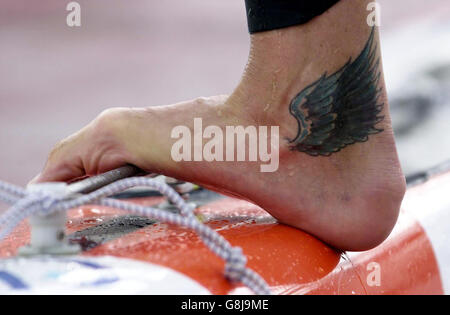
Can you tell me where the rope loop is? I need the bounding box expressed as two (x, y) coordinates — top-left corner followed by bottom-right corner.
(0, 177), (271, 295)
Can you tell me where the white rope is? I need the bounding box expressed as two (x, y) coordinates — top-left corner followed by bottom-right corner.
(0, 178), (271, 295)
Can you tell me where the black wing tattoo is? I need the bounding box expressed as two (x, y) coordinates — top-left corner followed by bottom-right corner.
(288, 27), (384, 156)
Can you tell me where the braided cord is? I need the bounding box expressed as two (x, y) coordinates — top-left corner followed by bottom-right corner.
(0, 178), (271, 295)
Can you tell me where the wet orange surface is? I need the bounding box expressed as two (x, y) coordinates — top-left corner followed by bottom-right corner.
(83, 198), (341, 294)
(0, 191), (444, 295)
(0, 196), (342, 294)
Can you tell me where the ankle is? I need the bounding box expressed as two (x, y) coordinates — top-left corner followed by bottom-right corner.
(228, 0), (381, 136)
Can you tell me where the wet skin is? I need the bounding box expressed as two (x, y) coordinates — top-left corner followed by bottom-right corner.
(33, 0), (406, 251)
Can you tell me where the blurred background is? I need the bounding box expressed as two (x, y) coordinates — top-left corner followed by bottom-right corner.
(1, 0), (450, 186)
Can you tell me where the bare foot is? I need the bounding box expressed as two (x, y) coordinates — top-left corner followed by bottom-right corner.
(35, 0), (405, 251)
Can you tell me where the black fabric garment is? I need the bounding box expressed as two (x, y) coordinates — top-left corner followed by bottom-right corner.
(245, 0), (341, 33)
